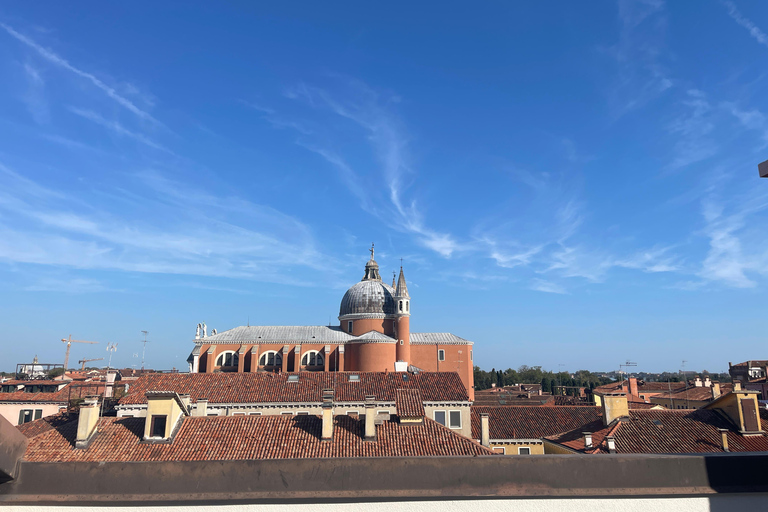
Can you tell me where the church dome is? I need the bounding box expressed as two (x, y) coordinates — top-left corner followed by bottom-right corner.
(339, 244), (397, 319)
(339, 280), (396, 318)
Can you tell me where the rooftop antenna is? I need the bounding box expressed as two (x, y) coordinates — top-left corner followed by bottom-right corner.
(140, 331), (149, 370)
(106, 343), (118, 369)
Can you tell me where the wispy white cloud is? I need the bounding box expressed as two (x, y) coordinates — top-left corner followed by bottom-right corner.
(66, 107), (172, 153)
(0, 161), (334, 285)
(283, 80), (462, 257)
(530, 279), (567, 294)
(665, 89), (718, 170)
(606, 0), (672, 115)
(24, 277), (110, 293)
(0, 22), (159, 124)
(697, 190), (768, 288)
(724, 1), (768, 49)
(21, 62), (48, 124)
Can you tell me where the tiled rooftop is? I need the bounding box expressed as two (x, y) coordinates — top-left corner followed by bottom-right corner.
(470, 406), (601, 440)
(593, 380), (687, 394)
(119, 371), (469, 405)
(20, 414), (494, 462)
(395, 389), (425, 418)
(652, 384), (733, 402)
(546, 409), (768, 454)
(0, 382), (102, 403)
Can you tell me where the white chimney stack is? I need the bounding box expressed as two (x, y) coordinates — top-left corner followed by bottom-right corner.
(480, 413), (490, 448)
(75, 397), (100, 449)
(583, 432), (593, 449)
(364, 395), (376, 441)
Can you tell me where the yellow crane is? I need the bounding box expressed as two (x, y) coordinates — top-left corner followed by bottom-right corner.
(61, 335), (99, 370)
(78, 357), (104, 370)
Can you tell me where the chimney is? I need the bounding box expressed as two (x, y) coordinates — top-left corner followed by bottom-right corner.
(694, 377), (703, 387)
(583, 432), (593, 449)
(104, 370), (117, 398)
(628, 377), (639, 398)
(195, 399), (208, 417)
(601, 393), (629, 426)
(711, 383), (721, 400)
(364, 395), (376, 441)
(321, 388), (334, 441)
(704, 377), (712, 388)
(718, 428), (730, 452)
(480, 413), (490, 448)
(734, 381), (742, 391)
(75, 397), (100, 449)
(605, 435), (616, 454)
(179, 394), (191, 410)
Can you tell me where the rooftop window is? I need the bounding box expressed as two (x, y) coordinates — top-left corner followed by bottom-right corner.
(287, 375), (299, 383)
(348, 374), (360, 382)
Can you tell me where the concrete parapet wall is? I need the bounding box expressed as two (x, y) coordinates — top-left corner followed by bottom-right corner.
(3, 454), (768, 503)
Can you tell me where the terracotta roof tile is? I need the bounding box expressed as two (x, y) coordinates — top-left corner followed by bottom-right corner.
(119, 372), (468, 405)
(395, 389), (425, 418)
(21, 414), (494, 462)
(16, 411), (76, 438)
(546, 409), (768, 454)
(470, 406), (602, 440)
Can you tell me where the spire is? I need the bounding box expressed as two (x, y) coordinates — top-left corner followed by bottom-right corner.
(392, 271), (396, 289)
(395, 265), (409, 298)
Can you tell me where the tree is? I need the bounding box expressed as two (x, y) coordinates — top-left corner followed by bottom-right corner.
(541, 377), (550, 393)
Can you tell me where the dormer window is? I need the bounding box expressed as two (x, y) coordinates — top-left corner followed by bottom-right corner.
(150, 415), (167, 437)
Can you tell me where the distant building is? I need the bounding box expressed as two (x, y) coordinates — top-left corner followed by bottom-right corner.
(729, 360), (768, 400)
(187, 248), (476, 398)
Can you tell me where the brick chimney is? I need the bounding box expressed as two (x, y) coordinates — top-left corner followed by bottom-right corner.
(321, 388), (334, 441)
(364, 395), (376, 441)
(480, 413), (490, 448)
(75, 397), (100, 449)
(601, 393), (629, 426)
(628, 377), (639, 398)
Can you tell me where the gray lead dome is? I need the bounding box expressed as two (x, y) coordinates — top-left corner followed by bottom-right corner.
(339, 280), (396, 317)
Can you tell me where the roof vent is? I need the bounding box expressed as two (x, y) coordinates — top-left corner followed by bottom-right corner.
(402, 374), (409, 381)
(348, 374), (360, 382)
(287, 375), (299, 383)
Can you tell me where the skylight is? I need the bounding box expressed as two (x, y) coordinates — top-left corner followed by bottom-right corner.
(348, 374), (359, 382)
(287, 375), (299, 383)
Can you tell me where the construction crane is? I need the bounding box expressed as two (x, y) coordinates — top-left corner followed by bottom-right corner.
(78, 357), (104, 370)
(61, 335), (99, 370)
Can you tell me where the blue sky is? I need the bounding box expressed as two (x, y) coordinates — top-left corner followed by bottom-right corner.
(1, 1), (767, 374)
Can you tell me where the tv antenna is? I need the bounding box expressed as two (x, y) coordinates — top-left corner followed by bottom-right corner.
(140, 331), (149, 370)
(619, 360), (637, 379)
(105, 343), (118, 369)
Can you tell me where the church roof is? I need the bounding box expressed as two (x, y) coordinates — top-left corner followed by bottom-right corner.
(118, 371), (470, 405)
(194, 327), (473, 345)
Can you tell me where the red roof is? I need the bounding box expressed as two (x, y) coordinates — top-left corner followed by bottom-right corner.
(0, 381), (104, 403)
(470, 406), (602, 440)
(652, 384), (733, 402)
(546, 409), (768, 454)
(395, 389), (425, 418)
(20, 414), (494, 461)
(119, 372), (468, 405)
(16, 411), (75, 438)
(594, 380), (686, 394)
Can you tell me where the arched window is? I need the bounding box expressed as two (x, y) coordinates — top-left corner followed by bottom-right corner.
(399, 300), (403, 312)
(216, 351), (239, 367)
(301, 351), (324, 367)
(406, 301), (409, 312)
(259, 351), (282, 367)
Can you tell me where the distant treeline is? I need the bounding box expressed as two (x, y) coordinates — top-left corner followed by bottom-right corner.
(474, 366), (612, 394)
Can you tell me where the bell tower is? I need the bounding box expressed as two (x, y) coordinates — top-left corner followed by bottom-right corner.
(394, 263), (411, 366)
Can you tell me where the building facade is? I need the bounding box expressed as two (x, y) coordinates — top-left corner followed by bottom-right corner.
(187, 248), (475, 398)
